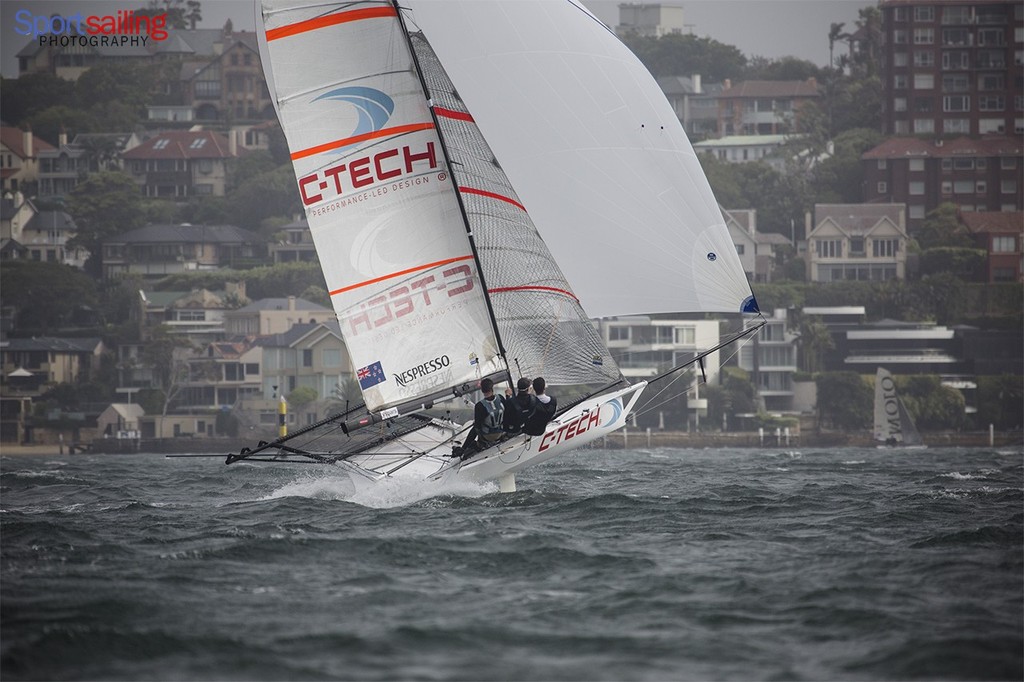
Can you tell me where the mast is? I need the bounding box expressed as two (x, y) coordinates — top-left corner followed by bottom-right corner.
(391, 0), (513, 387)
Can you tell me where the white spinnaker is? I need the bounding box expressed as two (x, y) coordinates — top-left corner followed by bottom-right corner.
(402, 0), (758, 318)
(259, 0), (504, 411)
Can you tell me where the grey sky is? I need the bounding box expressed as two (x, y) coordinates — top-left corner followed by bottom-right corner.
(2, 0), (868, 80)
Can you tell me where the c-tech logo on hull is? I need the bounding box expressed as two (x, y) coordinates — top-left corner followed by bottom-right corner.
(312, 87), (395, 147)
(538, 398), (624, 453)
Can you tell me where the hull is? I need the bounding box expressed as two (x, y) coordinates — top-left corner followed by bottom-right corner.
(336, 382), (647, 490)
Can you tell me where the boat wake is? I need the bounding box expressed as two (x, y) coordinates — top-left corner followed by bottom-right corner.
(258, 470), (497, 508)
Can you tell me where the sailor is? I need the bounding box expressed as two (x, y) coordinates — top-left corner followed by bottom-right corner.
(454, 377), (506, 459)
(502, 377), (537, 435)
(522, 376), (557, 437)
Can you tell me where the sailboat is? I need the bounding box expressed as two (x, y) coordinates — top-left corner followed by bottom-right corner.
(873, 367), (926, 449)
(226, 0), (762, 491)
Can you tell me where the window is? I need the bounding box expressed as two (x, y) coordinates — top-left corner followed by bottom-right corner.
(943, 95), (970, 112)
(608, 326), (630, 342)
(893, 7), (908, 22)
(1001, 157), (1018, 170)
(850, 237), (865, 254)
(873, 239), (898, 257)
(894, 74), (908, 90)
(976, 181), (987, 194)
(735, 244), (745, 255)
(977, 28), (1005, 46)
(953, 158), (975, 170)
(914, 97), (933, 112)
(877, 159), (887, 170)
(943, 118), (970, 133)
(913, 6), (934, 21)
(942, 75), (969, 92)
(942, 51), (969, 70)
(942, 27), (969, 45)
(894, 120), (909, 134)
(942, 6), (970, 24)
(893, 29), (908, 45)
(152, 138), (170, 150)
(893, 52), (908, 67)
(993, 267), (1017, 282)
(954, 180), (974, 193)
(913, 118), (935, 133)
(913, 51), (934, 67)
(992, 236), (1016, 253)
(979, 74), (1005, 90)
(979, 95), (1005, 111)
(941, 181), (952, 194)
(816, 240), (842, 258)
(302, 349), (313, 367)
(674, 327), (696, 345)
(909, 158), (924, 172)
(1002, 180), (1017, 194)
(877, 181), (888, 193)
(913, 28), (934, 44)
(245, 363), (259, 375)
(894, 97), (907, 112)
(322, 349), (341, 367)
(909, 205), (926, 219)
(913, 74), (934, 89)
(979, 118), (1005, 134)
(909, 181), (925, 195)
(977, 50), (1005, 68)
(223, 363), (242, 381)
(189, 138), (208, 149)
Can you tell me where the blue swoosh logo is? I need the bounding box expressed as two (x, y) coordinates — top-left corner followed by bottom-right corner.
(312, 86), (395, 145)
(601, 398), (623, 428)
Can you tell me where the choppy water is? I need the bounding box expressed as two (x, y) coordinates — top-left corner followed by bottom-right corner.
(2, 447), (1021, 681)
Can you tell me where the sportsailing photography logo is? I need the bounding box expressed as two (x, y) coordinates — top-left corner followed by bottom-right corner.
(13, 8), (170, 47)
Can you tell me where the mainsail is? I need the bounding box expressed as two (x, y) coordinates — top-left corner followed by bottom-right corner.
(873, 367), (924, 447)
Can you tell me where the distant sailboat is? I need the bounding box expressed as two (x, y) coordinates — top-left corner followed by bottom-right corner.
(873, 367), (925, 449)
(226, 0), (763, 490)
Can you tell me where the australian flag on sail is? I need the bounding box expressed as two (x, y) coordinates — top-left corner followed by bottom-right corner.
(357, 361), (386, 389)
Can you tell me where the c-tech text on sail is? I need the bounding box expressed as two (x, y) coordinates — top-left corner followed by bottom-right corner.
(298, 141), (439, 206)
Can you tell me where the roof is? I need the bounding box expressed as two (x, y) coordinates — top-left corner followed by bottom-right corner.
(961, 212), (1024, 236)
(254, 320), (342, 348)
(121, 131), (235, 160)
(107, 223), (262, 245)
(1, 337), (103, 352)
(232, 297), (331, 314)
(0, 127), (55, 158)
(814, 204), (904, 234)
(718, 80), (820, 99)
(755, 232), (793, 245)
(105, 403), (145, 420)
(862, 136), (1022, 160)
(23, 211), (78, 234)
(694, 134), (793, 149)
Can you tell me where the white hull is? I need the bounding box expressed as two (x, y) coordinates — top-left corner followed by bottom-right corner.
(335, 382), (648, 491)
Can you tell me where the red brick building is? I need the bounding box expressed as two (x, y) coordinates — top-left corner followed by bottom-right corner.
(861, 135), (1022, 227)
(879, 0), (1023, 137)
(961, 210), (1023, 282)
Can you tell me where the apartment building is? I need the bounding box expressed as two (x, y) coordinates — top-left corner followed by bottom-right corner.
(615, 3), (686, 38)
(862, 135), (1022, 224)
(879, 0), (1023, 137)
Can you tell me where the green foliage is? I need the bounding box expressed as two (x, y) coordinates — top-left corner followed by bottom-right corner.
(67, 172), (145, 273)
(621, 33), (747, 81)
(215, 409), (239, 437)
(744, 56), (822, 81)
(816, 372), (872, 430)
(705, 367), (756, 431)
(228, 165), (302, 232)
(0, 73), (75, 126)
(155, 262), (327, 301)
(974, 375), (1024, 430)
(914, 203), (972, 250)
(25, 106), (99, 146)
(287, 386), (318, 408)
(919, 247), (986, 280)
(0, 261), (99, 331)
(897, 374), (965, 431)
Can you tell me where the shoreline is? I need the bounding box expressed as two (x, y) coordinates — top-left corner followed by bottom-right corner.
(2, 431), (1021, 456)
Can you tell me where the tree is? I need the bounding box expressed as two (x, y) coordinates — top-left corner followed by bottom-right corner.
(915, 203), (972, 251)
(621, 33), (747, 81)
(287, 386), (318, 409)
(0, 73), (75, 127)
(0, 261), (99, 332)
(816, 372), (872, 431)
(67, 172), (145, 276)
